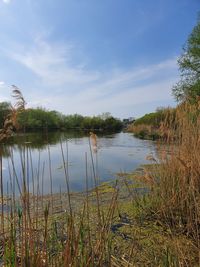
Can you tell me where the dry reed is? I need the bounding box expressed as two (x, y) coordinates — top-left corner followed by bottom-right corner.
(0, 89), (200, 266)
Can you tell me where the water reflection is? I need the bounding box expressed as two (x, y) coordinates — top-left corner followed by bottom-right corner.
(1, 131), (156, 194)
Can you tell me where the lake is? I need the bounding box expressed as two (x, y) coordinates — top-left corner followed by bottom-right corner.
(1, 131), (156, 195)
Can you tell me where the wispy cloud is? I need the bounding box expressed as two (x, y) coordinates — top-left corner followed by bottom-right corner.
(2, 0), (11, 4)
(4, 38), (178, 117)
(0, 82), (11, 103)
(45, 70), (177, 117)
(0, 81), (5, 87)
(11, 38), (100, 87)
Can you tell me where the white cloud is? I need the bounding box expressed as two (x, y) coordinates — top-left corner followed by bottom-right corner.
(11, 39), (100, 87)
(0, 82), (11, 103)
(4, 38), (178, 117)
(41, 74), (177, 117)
(25, 56), (178, 117)
(10, 38), (177, 89)
(2, 0), (11, 4)
(0, 81), (5, 87)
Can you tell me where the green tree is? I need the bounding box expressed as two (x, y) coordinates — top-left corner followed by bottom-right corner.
(104, 117), (122, 131)
(18, 108), (65, 130)
(172, 17), (200, 102)
(0, 102), (11, 128)
(98, 112), (112, 120)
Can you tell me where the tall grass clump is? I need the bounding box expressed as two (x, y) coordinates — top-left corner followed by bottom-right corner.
(147, 98), (200, 247)
(0, 89), (121, 266)
(129, 107), (176, 140)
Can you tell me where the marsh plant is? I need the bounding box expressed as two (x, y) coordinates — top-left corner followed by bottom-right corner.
(0, 90), (120, 266)
(0, 89), (200, 266)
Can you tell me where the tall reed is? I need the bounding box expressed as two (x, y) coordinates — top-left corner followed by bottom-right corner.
(148, 99), (200, 247)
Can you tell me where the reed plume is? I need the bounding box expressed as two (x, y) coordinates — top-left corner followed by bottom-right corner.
(90, 131), (97, 153)
(0, 86), (26, 142)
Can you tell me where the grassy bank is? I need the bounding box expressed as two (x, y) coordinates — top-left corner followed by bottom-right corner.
(0, 91), (200, 266)
(1, 163), (199, 266)
(128, 108), (176, 140)
(127, 100), (200, 265)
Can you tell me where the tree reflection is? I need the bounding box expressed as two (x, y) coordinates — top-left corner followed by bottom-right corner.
(1, 130), (121, 158)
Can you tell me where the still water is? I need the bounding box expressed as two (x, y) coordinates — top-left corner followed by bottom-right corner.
(1, 131), (156, 194)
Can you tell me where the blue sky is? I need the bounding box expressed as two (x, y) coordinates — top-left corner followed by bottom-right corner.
(0, 0), (199, 118)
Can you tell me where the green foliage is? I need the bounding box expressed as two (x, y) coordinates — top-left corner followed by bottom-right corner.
(103, 116), (123, 131)
(133, 109), (166, 127)
(17, 108), (64, 130)
(13, 107), (123, 132)
(64, 114), (84, 129)
(172, 17), (200, 102)
(0, 102), (11, 128)
(130, 107), (176, 140)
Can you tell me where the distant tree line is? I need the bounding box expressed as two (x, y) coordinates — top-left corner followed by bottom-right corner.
(0, 104), (123, 132)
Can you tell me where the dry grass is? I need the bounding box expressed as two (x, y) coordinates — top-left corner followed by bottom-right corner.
(0, 90), (119, 265)
(128, 124), (160, 140)
(0, 90), (200, 266)
(143, 99), (200, 252)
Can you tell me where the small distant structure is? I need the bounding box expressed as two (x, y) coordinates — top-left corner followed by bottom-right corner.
(123, 117), (135, 127)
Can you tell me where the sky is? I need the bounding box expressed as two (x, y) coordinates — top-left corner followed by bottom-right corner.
(0, 0), (199, 118)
